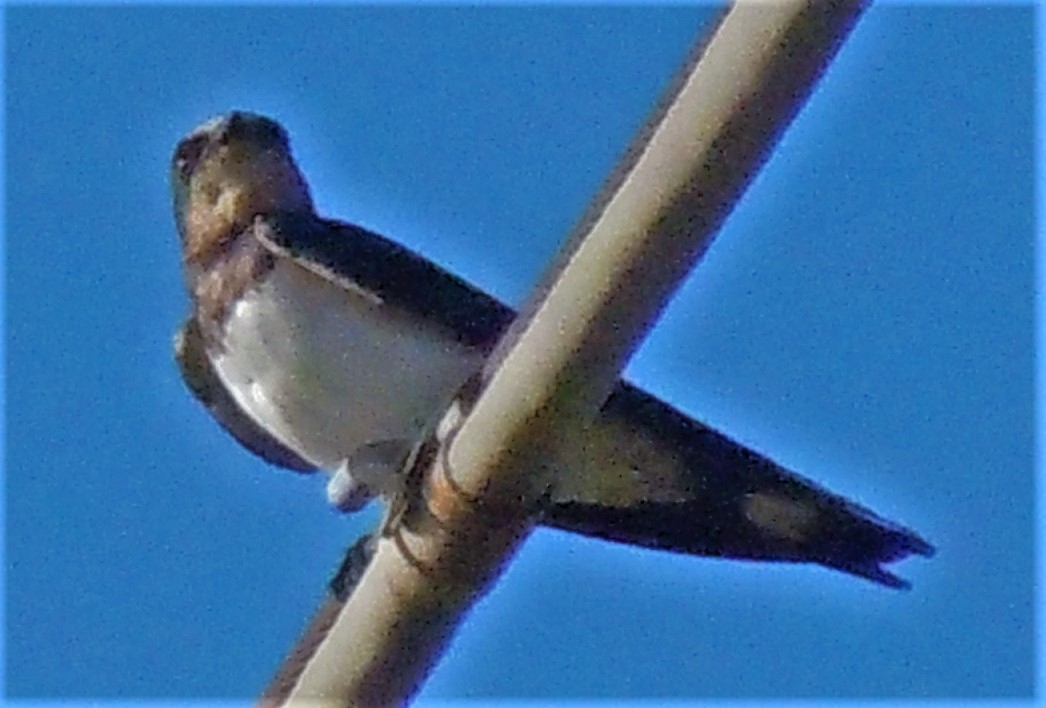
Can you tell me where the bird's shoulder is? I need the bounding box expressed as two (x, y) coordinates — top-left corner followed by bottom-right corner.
(251, 212), (516, 351)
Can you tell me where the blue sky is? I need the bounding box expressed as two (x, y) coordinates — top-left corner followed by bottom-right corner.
(3, 3), (1038, 703)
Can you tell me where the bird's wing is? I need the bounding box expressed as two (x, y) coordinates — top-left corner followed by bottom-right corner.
(251, 213), (516, 352)
(545, 383), (936, 588)
(174, 317), (316, 473)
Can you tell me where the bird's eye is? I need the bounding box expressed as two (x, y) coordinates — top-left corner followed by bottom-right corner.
(174, 135), (208, 181)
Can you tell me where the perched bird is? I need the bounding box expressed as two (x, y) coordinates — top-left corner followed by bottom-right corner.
(172, 111), (934, 589)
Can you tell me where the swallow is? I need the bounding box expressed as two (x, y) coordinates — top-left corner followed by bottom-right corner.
(171, 111), (934, 588)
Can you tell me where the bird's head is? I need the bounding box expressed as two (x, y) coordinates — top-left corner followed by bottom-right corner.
(171, 111), (313, 269)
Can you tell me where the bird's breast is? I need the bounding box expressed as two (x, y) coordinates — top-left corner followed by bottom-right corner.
(211, 259), (480, 471)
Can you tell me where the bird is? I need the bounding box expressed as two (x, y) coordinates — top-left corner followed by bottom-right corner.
(171, 111), (934, 589)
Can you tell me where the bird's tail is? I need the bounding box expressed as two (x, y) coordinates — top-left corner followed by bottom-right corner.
(544, 383), (935, 588)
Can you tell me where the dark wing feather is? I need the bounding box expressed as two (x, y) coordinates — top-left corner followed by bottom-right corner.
(252, 213), (515, 352)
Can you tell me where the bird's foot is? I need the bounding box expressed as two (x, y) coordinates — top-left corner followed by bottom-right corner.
(326, 439), (414, 512)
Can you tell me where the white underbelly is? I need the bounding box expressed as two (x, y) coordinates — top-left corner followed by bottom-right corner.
(212, 260), (480, 471)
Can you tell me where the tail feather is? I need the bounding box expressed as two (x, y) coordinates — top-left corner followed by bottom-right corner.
(545, 492), (935, 588)
(544, 383), (935, 588)
(544, 493), (934, 588)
